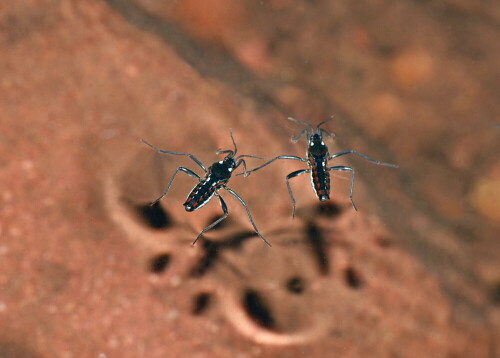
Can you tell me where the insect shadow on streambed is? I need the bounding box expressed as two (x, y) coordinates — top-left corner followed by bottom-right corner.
(142, 130), (272, 247)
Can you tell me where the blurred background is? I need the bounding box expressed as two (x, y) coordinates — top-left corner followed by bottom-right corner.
(1, 0), (499, 357)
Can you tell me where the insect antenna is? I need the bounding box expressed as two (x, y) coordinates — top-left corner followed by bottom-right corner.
(288, 117), (314, 132)
(288, 117), (314, 142)
(316, 115), (335, 133)
(316, 115), (336, 140)
(216, 130), (238, 157)
(229, 129), (237, 156)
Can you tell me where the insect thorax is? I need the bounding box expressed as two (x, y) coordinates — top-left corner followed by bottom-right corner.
(210, 161), (233, 180)
(308, 142), (328, 157)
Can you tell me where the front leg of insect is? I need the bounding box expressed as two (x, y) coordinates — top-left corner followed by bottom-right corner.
(143, 131), (271, 246)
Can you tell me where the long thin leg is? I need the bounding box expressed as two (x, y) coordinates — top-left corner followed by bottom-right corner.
(237, 155), (307, 176)
(286, 169), (311, 219)
(235, 158), (249, 177)
(216, 149), (234, 156)
(216, 129), (239, 156)
(291, 129), (310, 143)
(236, 154), (265, 160)
(318, 128), (335, 140)
(229, 129), (237, 154)
(142, 139), (208, 173)
(329, 150), (397, 168)
(223, 186), (272, 247)
(192, 193), (228, 245)
(329, 165), (357, 211)
(152, 167), (201, 205)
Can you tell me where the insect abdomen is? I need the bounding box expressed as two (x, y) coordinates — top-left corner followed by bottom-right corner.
(309, 155), (330, 201)
(184, 179), (218, 212)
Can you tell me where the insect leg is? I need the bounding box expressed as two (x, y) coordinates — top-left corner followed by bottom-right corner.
(223, 186), (272, 247)
(236, 154), (265, 160)
(234, 158), (249, 177)
(152, 167), (201, 206)
(142, 139), (208, 173)
(237, 155), (307, 177)
(286, 169), (311, 219)
(329, 150), (397, 168)
(216, 129), (238, 156)
(192, 193), (228, 245)
(329, 165), (357, 211)
(216, 149), (234, 155)
(291, 129), (310, 143)
(318, 128), (335, 140)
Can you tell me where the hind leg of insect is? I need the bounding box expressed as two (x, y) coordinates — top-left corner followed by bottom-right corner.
(223, 186), (272, 247)
(286, 169), (311, 219)
(152, 167), (201, 206)
(142, 139), (208, 173)
(329, 165), (357, 211)
(329, 150), (397, 168)
(192, 193), (228, 245)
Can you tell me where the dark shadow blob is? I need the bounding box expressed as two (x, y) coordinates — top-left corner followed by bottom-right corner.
(375, 235), (392, 248)
(316, 202), (341, 217)
(344, 266), (363, 289)
(135, 202), (172, 229)
(189, 240), (219, 278)
(286, 276), (305, 294)
(0, 342), (41, 358)
(149, 253), (171, 274)
(243, 289), (276, 330)
(192, 293), (212, 315)
(489, 282), (500, 305)
(220, 231), (259, 249)
(306, 222), (330, 275)
(189, 231), (257, 278)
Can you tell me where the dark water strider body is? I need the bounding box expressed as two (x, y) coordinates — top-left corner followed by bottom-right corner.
(184, 159), (235, 212)
(243, 117), (398, 218)
(142, 132), (271, 246)
(307, 133), (331, 202)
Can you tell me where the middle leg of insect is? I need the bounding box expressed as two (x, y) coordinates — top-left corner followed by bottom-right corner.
(142, 131), (271, 247)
